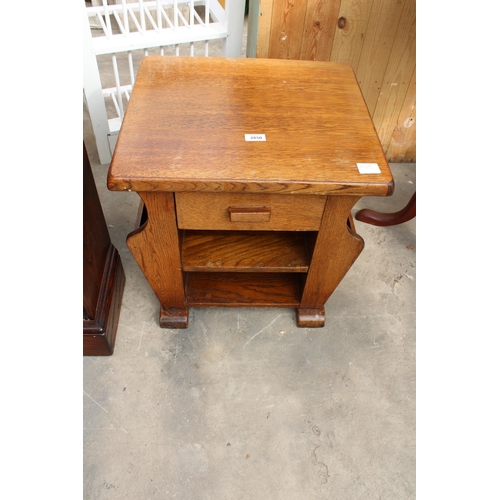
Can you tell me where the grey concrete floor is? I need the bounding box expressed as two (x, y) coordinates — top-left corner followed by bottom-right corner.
(83, 38), (416, 499)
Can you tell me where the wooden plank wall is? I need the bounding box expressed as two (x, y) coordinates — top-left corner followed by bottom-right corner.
(256, 0), (416, 162)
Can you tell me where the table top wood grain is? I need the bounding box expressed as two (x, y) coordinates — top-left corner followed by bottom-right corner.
(108, 56), (393, 196)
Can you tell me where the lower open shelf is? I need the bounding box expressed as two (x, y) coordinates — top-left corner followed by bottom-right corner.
(185, 272), (302, 308)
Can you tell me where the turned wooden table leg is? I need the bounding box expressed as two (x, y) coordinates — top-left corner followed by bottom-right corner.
(126, 191), (188, 328)
(298, 195), (364, 327)
(355, 192), (416, 226)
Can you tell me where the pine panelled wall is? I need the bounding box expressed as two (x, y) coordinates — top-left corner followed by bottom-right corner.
(256, 0), (416, 162)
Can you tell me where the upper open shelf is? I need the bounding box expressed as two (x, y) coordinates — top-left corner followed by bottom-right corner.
(181, 230), (311, 273)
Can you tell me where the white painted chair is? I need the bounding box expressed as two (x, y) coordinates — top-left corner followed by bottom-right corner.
(83, 0), (246, 164)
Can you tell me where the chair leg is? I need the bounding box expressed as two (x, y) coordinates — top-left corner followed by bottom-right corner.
(355, 192), (416, 227)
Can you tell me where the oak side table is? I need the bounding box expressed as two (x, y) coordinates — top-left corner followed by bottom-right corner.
(108, 56), (394, 329)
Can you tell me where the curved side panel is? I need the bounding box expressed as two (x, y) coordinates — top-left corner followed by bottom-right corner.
(299, 195), (364, 327)
(126, 192), (188, 327)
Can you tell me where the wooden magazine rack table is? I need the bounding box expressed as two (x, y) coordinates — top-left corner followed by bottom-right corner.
(108, 57), (394, 329)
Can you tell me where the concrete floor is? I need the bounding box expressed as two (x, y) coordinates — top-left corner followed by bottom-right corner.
(83, 32), (416, 499)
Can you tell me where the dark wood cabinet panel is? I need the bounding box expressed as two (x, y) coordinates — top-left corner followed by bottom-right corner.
(83, 143), (125, 355)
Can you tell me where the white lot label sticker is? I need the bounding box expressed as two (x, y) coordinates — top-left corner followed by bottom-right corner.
(357, 163), (381, 174)
(245, 134), (266, 142)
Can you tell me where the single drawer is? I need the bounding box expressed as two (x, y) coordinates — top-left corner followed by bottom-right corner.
(175, 192), (326, 231)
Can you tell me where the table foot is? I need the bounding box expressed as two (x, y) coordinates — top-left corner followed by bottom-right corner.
(297, 308), (325, 328)
(160, 307), (189, 329)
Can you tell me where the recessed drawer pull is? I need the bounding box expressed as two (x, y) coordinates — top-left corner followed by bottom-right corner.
(228, 206), (271, 223)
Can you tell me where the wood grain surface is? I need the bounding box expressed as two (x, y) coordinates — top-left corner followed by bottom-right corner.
(352, 0), (406, 115)
(84, 143), (111, 319)
(126, 191), (186, 310)
(386, 66), (416, 162)
(268, 0), (307, 60)
(185, 272), (301, 308)
(108, 56), (393, 196)
(181, 230), (310, 272)
(300, 195), (364, 315)
(300, 0), (341, 61)
(329, 0), (374, 71)
(84, 142), (125, 354)
(371, 0), (416, 152)
(175, 192), (326, 231)
(257, 0), (415, 162)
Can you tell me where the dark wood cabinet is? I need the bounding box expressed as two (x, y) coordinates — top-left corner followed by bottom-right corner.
(83, 143), (125, 355)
